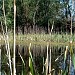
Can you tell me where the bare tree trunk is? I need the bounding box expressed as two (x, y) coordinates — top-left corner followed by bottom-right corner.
(2, 0), (13, 75)
(13, 0), (16, 75)
(33, 0), (40, 33)
(24, 26), (26, 34)
(33, 13), (35, 33)
(3, 0), (7, 33)
(70, 0), (74, 38)
(49, 48), (51, 75)
(71, 13), (72, 37)
(66, 22), (67, 35)
(45, 43), (49, 75)
(35, 25), (37, 34)
(48, 20), (50, 34)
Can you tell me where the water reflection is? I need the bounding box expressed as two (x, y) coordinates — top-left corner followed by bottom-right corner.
(1, 44), (75, 75)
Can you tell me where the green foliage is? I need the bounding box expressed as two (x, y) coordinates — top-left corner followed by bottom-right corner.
(0, 0), (13, 29)
(16, 0), (73, 33)
(21, 63), (26, 75)
(0, 0), (75, 33)
(72, 54), (75, 70)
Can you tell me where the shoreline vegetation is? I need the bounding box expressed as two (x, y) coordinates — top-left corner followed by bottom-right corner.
(0, 33), (75, 45)
(1, 0), (75, 75)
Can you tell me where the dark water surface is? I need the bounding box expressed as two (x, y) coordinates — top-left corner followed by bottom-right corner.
(1, 43), (75, 75)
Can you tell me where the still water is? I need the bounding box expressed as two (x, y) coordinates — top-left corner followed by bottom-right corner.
(1, 43), (75, 75)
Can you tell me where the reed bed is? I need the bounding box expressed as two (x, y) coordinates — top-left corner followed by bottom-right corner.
(16, 33), (75, 43)
(1, 24), (75, 75)
(1, 41), (75, 75)
(16, 41), (75, 75)
(1, 33), (75, 45)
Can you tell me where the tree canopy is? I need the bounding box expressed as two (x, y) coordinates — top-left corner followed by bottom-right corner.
(0, 0), (75, 34)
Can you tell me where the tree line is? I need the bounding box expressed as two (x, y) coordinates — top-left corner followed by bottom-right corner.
(0, 0), (75, 34)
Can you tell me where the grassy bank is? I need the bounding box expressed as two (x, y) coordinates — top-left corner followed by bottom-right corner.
(0, 33), (75, 45)
(16, 33), (75, 44)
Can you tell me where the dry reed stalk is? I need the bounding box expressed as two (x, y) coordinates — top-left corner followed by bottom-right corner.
(29, 43), (31, 67)
(0, 49), (1, 75)
(69, 41), (73, 75)
(43, 57), (45, 73)
(28, 43), (35, 75)
(18, 52), (25, 66)
(71, 13), (72, 37)
(70, 41), (73, 55)
(2, 1), (12, 75)
(55, 53), (63, 62)
(45, 43), (49, 75)
(64, 46), (68, 59)
(49, 48), (51, 75)
(49, 21), (54, 75)
(13, 0), (16, 75)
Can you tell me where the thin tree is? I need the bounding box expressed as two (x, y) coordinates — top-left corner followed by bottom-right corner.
(71, 13), (72, 37)
(33, 0), (39, 33)
(13, 0), (16, 75)
(3, 0), (12, 75)
(70, 0), (74, 37)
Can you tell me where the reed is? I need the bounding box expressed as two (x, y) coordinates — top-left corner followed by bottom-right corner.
(45, 43), (49, 75)
(29, 43), (35, 75)
(13, 0), (16, 75)
(49, 48), (51, 75)
(1, 42), (75, 75)
(0, 49), (1, 75)
(42, 57), (45, 74)
(18, 52), (26, 75)
(61, 41), (75, 75)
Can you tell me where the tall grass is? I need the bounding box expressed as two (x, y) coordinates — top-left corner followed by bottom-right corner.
(1, 33), (75, 45)
(16, 33), (75, 43)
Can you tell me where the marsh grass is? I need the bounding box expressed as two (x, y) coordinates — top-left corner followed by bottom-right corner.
(29, 43), (35, 75)
(1, 41), (75, 75)
(1, 33), (75, 46)
(61, 41), (75, 75)
(1, 33), (75, 75)
(18, 52), (26, 75)
(27, 42), (75, 75)
(16, 33), (75, 43)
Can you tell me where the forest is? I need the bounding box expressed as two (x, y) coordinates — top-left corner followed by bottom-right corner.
(0, 0), (75, 34)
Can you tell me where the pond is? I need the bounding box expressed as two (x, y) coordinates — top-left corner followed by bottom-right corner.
(1, 43), (75, 75)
